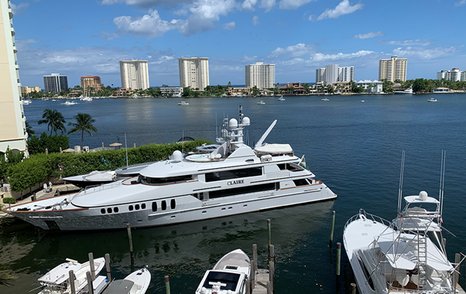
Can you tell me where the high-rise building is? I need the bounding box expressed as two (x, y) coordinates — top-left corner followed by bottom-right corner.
(43, 73), (68, 93)
(119, 60), (149, 90)
(450, 68), (461, 82)
(316, 65), (354, 84)
(245, 62), (275, 89)
(378, 56), (407, 82)
(81, 76), (102, 96)
(178, 57), (209, 90)
(0, 0), (28, 156)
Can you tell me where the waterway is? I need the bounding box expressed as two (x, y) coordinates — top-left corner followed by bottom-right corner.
(1, 94), (465, 293)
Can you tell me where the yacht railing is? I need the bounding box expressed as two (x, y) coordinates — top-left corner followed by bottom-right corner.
(76, 180), (123, 196)
(344, 209), (394, 230)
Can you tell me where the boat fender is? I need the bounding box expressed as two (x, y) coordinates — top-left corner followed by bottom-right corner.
(396, 273), (410, 287)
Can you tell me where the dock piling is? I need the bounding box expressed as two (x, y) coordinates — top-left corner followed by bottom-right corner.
(164, 275), (171, 294)
(69, 270), (76, 294)
(86, 271), (94, 294)
(126, 224), (134, 253)
(268, 244), (275, 293)
(88, 252), (95, 280)
(336, 242), (341, 276)
(104, 253), (111, 281)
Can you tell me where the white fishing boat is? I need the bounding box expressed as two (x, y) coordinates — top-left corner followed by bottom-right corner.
(62, 101), (78, 106)
(344, 152), (464, 294)
(6, 107), (336, 231)
(321, 97), (330, 102)
(256, 100), (265, 105)
(37, 257), (106, 294)
(81, 97), (93, 102)
(101, 267), (151, 294)
(427, 97), (438, 103)
(195, 249), (250, 294)
(178, 101), (189, 106)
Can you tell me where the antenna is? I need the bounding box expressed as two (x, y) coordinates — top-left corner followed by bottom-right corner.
(439, 150), (446, 215)
(397, 150), (405, 214)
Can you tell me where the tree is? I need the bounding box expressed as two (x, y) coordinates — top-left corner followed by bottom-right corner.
(38, 109), (66, 135)
(25, 121), (35, 137)
(68, 113), (97, 146)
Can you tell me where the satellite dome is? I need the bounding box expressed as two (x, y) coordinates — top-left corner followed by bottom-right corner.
(229, 118), (238, 128)
(170, 150), (183, 162)
(419, 190), (428, 201)
(242, 116), (250, 126)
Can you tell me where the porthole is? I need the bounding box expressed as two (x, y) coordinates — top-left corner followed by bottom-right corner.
(107, 208), (112, 213)
(101, 208), (106, 214)
(129, 205), (133, 211)
(114, 207), (119, 213)
(170, 199), (176, 209)
(161, 200), (167, 210)
(152, 202), (157, 212)
(135, 204), (140, 210)
(141, 203), (146, 209)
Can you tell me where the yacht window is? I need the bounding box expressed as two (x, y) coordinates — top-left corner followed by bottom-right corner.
(293, 179), (309, 186)
(114, 207), (119, 213)
(139, 174), (193, 185)
(135, 204), (140, 210)
(129, 205), (133, 211)
(141, 203), (146, 209)
(152, 202), (157, 212)
(162, 200), (167, 210)
(205, 167), (262, 182)
(170, 199), (176, 209)
(278, 163), (304, 172)
(209, 183), (276, 199)
(101, 208), (106, 214)
(107, 208), (112, 213)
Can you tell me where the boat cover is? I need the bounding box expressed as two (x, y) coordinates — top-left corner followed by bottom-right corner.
(101, 279), (135, 294)
(254, 144), (293, 154)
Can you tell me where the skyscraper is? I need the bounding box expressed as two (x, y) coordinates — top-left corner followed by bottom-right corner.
(0, 0), (28, 156)
(81, 76), (102, 96)
(119, 60), (150, 90)
(316, 65), (354, 84)
(379, 56), (407, 82)
(245, 62), (275, 89)
(178, 57), (209, 90)
(43, 73), (68, 93)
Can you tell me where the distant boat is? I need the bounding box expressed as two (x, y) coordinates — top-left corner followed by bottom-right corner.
(22, 99), (32, 105)
(195, 249), (250, 294)
(321, 97), (330, 102)
(257, 100), (266, 105)
(427, 97), (438, 103)
(360, 99), (365, 103)
(62, 101), (78, 106)
(178, 101), (189, 106)
(81, 97), (93, 102)
(277, 96), (285, 101)
(394, 88), (413, 94)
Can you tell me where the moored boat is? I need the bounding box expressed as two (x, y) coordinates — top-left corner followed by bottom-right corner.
(195, 249), (250, 294)
(6, 107), (336, 231)
(101, 267), (151, 294)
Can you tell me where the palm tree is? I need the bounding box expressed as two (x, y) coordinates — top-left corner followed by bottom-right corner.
(68, 113), (97, 146)
(38, 109), (66, 135)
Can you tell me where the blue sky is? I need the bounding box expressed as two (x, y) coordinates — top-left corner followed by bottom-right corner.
(11, 0), (466, 88)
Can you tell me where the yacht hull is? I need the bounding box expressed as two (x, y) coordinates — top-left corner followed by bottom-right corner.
(8, 185), (336, 231)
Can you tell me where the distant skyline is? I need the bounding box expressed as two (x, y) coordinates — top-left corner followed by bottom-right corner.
(11, 0), (466, 88)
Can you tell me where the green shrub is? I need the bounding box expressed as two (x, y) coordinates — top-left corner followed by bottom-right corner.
(28, 133), (69, 154)
(2, 197), (16, 204)
(7, 140), (208, 192)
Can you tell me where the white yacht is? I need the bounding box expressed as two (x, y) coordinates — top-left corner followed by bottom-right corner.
(6, 107), (336, 231)
(344, 153), (464, 293)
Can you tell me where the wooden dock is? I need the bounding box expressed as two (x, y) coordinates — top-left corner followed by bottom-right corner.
(249, 243), (275, 294)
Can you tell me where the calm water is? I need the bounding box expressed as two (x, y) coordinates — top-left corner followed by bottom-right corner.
(1, 94), (465, 293)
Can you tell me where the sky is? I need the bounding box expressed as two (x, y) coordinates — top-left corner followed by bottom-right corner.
(10, 0), (466, 88)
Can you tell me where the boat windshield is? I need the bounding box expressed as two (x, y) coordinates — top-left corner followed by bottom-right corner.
(138, 174), (193, 185)
(202, 271), (240, 291)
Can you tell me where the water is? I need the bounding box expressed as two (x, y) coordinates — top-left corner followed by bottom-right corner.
(1, 94), (466, 293)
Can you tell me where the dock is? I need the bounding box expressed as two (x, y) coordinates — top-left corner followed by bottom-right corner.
(250, 243), (275, 294)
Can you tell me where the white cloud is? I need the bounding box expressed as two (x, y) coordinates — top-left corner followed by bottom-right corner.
(113, 9), (180, 37)
(354, 31), (383, 39)
(455, 0), (466, 6)
(224, 21), (236, 30)
(279, 0), (312, 9)
(310, 50), (374, 62)
(242, 0), (258, 10)
(260, 0), (276, 10)
(271, 43), (313, 57)
(388, 39), (430, 47)
(317, 0), (363, 20)
(252, 15), (260, 25)
(180, 0), (236, 34)
(102, 0), (191, 6)
(393, 47), (455, 59)
(10, 2), (30, 14)
(152, 55), (175, 64)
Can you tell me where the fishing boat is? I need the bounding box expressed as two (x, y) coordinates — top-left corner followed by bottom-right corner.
(37, 257), (106, 294)
(195, 249), (250, 294)
(62, 101), (78, 106)
(343, 152), (464, 293)
(321, 97), (330, 102)
(178, 101), (189, 106)
(101, 267), (151, 294)
(427, 97), (438, 103)
(6, 107), (336, 231)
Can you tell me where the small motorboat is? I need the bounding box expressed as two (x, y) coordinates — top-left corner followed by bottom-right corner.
(37, 257), (106, 294)
(277, 96), (285, 101)
(62, 101), (78, 106)
(321, 97), (330, 102)
(256, 100), (266, 105)
(178, 101), (189, 106)
(195, 249), (250, 294)
(101, 267), (151, 294)
(427, 97), (438, 102)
